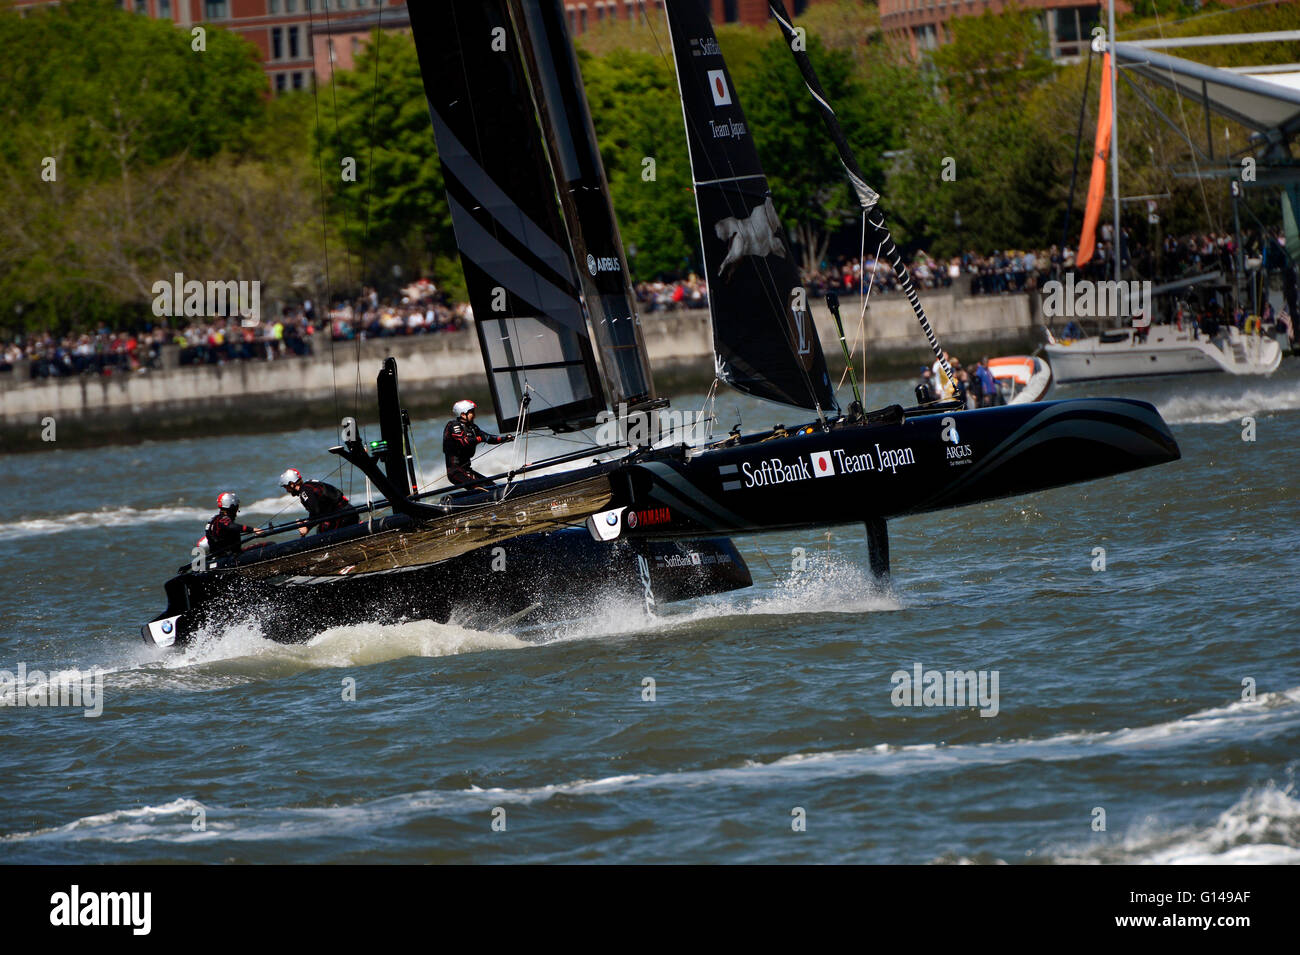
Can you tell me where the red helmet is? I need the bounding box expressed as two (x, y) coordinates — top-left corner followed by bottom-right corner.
(217, 492), (239, 511)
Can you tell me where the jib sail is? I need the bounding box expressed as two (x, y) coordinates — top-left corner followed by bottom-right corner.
(409, 0), (606, 433)
(661, 0), (837, 415)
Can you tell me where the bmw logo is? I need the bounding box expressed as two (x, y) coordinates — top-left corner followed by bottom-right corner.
(605, 513), (618, 526)
(586, 253), (597, 276)
(161, 621), (173, 634)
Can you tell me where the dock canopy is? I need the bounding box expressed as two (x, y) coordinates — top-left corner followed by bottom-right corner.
(1112, 41), (1300, 143)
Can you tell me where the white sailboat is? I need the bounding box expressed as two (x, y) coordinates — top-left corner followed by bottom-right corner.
(1044, 3), (1283, 384)
(1045, 322), (1282, 383)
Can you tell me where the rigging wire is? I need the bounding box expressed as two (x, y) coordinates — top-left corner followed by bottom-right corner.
(354, 4), (389, 422)
(305, 3), (344, 474)
(1146, 4), (1222, 237)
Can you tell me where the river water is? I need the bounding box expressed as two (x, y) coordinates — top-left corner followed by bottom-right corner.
(1, 364), (1298, 863)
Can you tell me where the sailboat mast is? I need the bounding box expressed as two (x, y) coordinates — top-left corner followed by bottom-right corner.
(1109, 0), (1121, 286)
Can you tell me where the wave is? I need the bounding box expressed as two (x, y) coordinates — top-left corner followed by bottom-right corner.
(1153, 376), (1300, 425)
(110, 617), (529, 690)
(0, 495), (289, 542)
(11, 687), (1296, 855)
(1042, 782), (1300, 865)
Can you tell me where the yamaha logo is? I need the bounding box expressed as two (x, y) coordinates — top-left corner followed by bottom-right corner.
(627, 511), (637, 528)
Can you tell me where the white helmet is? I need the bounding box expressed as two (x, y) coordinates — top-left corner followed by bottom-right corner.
(279, 467), (303, 489)
(453, 399), (477, 417)
(217, 491), (240, 511)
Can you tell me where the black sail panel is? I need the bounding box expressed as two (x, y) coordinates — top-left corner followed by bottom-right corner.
(662, 0), (837, 414)
(513, 0), (657, 413)
(409, 0), (606, 433)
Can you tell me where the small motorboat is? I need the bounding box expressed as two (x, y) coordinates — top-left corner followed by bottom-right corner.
(987, 355), (1053, 404)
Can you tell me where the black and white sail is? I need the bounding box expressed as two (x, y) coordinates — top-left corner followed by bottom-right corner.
(510, 0), (658, 414)
(408, 0), (607, 433)
(662, 0), (837, 415)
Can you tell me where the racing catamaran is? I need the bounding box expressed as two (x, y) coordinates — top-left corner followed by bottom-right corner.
(141, 0), (1180, 648)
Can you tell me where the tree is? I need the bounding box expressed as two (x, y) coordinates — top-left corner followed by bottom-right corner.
(318, 29), (461, 299)
(736, 33), (891, 272)
(580, 48), (699, 280)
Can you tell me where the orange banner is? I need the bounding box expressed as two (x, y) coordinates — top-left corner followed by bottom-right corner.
(1077, 54), (1113, 267)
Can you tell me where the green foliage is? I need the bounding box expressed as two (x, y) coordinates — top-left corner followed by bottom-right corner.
(0, 0), (265, 179)
(929, 3), (1056, 111)
(0, 0), (300, 335)
(580, 48), (698, 279)
(887, 6), (1058, 256)
(317, 29), (459, 295)
(738, 33), (889, 270)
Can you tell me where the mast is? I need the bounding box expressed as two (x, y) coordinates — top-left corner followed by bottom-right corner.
(508, 0), (659, 415)
(1109, 0), (1121, 286)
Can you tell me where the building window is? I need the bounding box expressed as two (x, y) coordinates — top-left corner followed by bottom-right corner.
(276, 73), (287, 93)
(269, 0), (280, 13)
(289, 26), (300, 59)
(293, 72), (304, 90)
(158, 0), (170, 16)
(351, 36), (361, 55)
(204, 0), (228, 19)
(271, 27), (283, 60)
(724, 0), (738, 23)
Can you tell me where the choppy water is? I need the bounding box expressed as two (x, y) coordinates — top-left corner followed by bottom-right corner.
(1, 363), (1298, 863)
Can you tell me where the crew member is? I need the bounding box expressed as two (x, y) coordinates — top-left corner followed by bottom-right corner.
(443, 399), (513, 490)
(279, 467), (359, 536)
(202, 492), (264, 559)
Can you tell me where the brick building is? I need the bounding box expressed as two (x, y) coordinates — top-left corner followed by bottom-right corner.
(11, 0), (407, 91)
(879, 0), (1117, 60)
(561, 0), (826, 35)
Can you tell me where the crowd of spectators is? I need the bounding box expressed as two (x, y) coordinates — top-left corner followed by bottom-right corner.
(5, 231), (1294, 381)
(634, 275), (709, 313)
(802, 227), (1294, 301)
(1, 278), (470, 380)
(914, 350), (1009, 410)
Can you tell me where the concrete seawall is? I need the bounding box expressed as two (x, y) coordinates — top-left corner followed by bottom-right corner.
(1, 290), (1037, 450)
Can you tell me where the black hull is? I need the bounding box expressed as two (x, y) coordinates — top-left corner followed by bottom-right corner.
(143, 527), (752, 648)
(142, 397), (1177, 648)
(614, 398), (1181, 537)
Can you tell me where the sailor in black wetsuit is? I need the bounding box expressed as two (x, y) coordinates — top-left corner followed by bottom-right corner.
(202, 492), (264, 559)
(279, 467), (360, 536)
(443, 399), (513, 490)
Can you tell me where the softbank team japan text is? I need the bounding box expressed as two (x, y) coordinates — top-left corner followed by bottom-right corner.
(738, 445), (916, 489)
